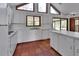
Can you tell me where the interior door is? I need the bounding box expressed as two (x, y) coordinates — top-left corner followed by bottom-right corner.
(70, 17), (75, 32)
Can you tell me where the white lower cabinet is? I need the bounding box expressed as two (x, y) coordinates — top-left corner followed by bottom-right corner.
(58, 35), (73, 56)
(0, 26), (8, 56)
(50, 32), (74, 56)
(9, 32), (17, 55)
(74, 39), (79, 56)
(52, 33), (58, 51)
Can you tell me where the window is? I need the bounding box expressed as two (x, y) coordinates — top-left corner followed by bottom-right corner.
(38, 3), (47, 13)
(75, 17), (79, 32)
(26, 16), (41, 27)
(53, 18), (60, 30)
(75, 18), (79, 25)
(61, 19), (68, 31)
(27, 16), (33, 26)
(16, 3), (34, 11)
(53, 18), (68, 31)
(34, 17), (40, 25)
(50, 4), (60, 14)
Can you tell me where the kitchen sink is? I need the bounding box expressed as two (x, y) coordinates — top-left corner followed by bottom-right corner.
(8, 31), (14, 35)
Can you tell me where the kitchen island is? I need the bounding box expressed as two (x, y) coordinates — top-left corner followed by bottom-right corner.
(50, 30), (79, 56)
(8, 31), (17, 56)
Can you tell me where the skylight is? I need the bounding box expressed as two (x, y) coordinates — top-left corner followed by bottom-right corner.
(17, 3), (34, 11)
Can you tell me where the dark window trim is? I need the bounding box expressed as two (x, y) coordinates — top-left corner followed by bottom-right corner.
(50, 4), (61, 15)
(53, 17), (61, 21)
(26, 15), (41, 27)
(37, 3), (48, 13)
(16, 3), (27, 8)
(16, 3), (35, 12)
(65, 19), (68, 31)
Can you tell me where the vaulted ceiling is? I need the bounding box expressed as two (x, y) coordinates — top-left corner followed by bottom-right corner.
(52, 3), (79, 15)
(9, 3), (79, 15)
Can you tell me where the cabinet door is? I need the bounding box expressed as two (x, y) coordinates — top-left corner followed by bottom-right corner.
(50, 32), (58, 51)
(8, 6), (12, 25)
(58, 35), (73, 56)
(74, 39), (79, 56)
(10, 33), (17, 55)
(0, 8), (8, 24)
(0, 26), (8, 56)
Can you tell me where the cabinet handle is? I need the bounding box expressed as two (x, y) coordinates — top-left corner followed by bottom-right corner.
(70, 46), (72, 50)
(77, 49), (79, 53)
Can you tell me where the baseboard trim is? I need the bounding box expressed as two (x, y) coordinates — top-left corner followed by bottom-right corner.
(51, 47), (62, 56)
(13, 44), (18, 56)
(17, 38), (50, 45)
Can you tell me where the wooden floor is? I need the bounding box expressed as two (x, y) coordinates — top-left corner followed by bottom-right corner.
(13, 39), (61, 56)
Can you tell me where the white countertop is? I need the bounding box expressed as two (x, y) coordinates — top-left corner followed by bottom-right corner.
(52, 30), (79, 39)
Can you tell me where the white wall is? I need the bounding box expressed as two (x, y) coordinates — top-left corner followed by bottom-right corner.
(11, 3), (67, 43)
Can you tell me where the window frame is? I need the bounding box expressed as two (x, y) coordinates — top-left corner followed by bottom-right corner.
(16, 3), (35, 12)
(37, 3), (48, 13)
(26, 15), (41, 27)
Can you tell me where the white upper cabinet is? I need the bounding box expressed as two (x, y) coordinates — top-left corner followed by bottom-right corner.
(0, 8), (8, 25)
(0, 3), (14, 25)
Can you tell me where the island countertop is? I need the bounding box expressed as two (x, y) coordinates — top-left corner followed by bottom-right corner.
(52, 30), (79, 39)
